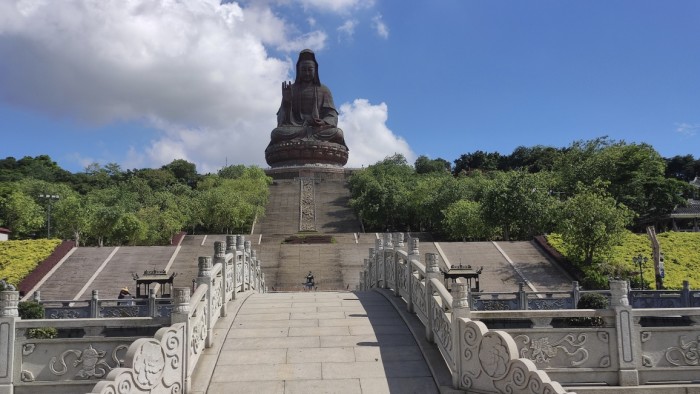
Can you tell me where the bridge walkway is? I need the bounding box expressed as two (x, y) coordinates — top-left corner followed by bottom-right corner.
(192, 291), (447, 394)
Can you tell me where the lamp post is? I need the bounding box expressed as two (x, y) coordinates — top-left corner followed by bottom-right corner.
(632, 254), (649, 290)
(38, 194), (59, 238)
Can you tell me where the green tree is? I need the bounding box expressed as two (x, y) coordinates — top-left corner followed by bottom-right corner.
(480, 171), (560, 240)
(1, 191), (45, 238)
(52, 193), (92, 246)
(349, 154), (414, 231)
(443, 200), (496, 241)
(558, 185), (635, 266)
(162, 159), (199, 186)
(414, 155), (451, 174)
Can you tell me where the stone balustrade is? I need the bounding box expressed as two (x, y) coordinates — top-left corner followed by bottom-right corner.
(0, 235), (265, 394)
(360, 232), (700, 392)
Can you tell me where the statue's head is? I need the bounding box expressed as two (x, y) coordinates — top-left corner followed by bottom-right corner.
(295, 49), (321, 86)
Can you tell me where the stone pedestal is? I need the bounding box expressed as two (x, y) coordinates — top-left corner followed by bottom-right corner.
(265, 139), (348, 168)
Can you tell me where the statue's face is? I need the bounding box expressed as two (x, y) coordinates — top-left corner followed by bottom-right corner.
(299, 60), (316, 83)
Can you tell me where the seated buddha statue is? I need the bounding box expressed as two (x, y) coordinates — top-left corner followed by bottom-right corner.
(268, 49), (347, 148)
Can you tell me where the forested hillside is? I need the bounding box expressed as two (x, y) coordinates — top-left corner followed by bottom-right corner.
(0, 157), (271, 246)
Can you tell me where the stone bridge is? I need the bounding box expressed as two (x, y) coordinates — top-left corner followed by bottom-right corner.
(1, 234), (699, 393)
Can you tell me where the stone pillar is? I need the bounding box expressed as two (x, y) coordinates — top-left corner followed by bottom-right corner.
(407, 237), (420, 313)
(572, 281), (580, 307)
(197, 256), (215, 348)
(90, 290), (99, 318)
(236, 235), (244, 252)
(383, 233), (392, 289)
(214, 241), (228, 314)
(0, 291), (19, 394)
(0, 292), (19, 319)
(374, 239), (383, 288)
(148, 288), (157, 318)
(393, 234), (404, 297)
(517, 282), (527, 310)
(252, 250), (259, 291)
(451, 282), (471, 386)
(245, 241), (252, 291)
(610, 280), (639, 386)
(170, 287), (190, 393)
(226, 235), (236, 253)
(425, 253), (441, 342)
(171, 287), (191, 324)
(681, 280), (690, 308)
(396, 232), (404, 248)
(32, 291), (41, 303)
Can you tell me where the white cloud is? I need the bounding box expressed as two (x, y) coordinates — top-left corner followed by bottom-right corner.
(372, 13), (389, 39)
(675, 122), (699, 137)
(339, 99), (415, 167)
(0, 0), (411, 173)
(296, 0), (375, 13)
(337, 19), (358, 41)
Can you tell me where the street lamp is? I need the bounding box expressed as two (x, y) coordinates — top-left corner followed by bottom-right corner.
(38, 194), (60, 238)
(632, 254), (649, 290)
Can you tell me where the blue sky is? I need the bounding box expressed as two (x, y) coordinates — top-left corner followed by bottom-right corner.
(0, 0), (698, 174)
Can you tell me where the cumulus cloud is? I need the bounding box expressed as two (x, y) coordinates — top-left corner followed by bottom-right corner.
(0, 0), (409, 172)
(372, 13), (389, 39)
(340, 99), (415, 167)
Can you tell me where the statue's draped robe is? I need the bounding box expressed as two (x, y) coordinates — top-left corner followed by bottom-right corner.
(271, 83), (346, 147)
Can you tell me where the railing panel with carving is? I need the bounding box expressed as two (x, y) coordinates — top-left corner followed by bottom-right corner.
(18, 339), (131, 384)
(397, 258), (409, 299)
(473, 295), (519, 311)
(511, 329), (616, 371)
(187, 284), (208, 377)
(430, 293), (454, 370)
(45, 306), (90, 319)
(630, 291), (683, 308)
(367, 261), (375, 289)
(692, 292), (700, 308)
(225, 260), (234, 301)
(527, 297), (575, 310)
(457, 318), (567, 393)
(236, 260), (244, 292)
(99, 305), (147, 318)
(211, 271), (223, 323)
(638, 326), (700, 384)
(385, 251), (395, 289)
(89, 323), (186, 394)
(412, 273), (427, 324)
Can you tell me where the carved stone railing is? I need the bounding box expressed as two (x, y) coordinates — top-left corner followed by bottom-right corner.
(0, 235), (265, 394)
(86, 235), (265, 393)
(360, 233), (571, 393)
(360, 233), (700, 391)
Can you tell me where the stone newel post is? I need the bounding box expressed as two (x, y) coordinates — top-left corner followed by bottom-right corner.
(451, 282), (471, 386)
(171, 287), (191, 323)
(214, 241), (228, 316)
(0, 291), (19, 394)
(407, 237), (420, 313)
(170, 287), (191, 393)
(374, 238), (383, 288)
(383, 233), (393, 290)
(0, 291), (19, 318)
(197, 256), (215, 347)
(393, 233), (403, 297)
(610, 280), (639, 386)
(425, 253), (441, 342)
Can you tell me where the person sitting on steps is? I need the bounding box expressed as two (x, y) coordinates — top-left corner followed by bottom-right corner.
(304, 271), (315, 291)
